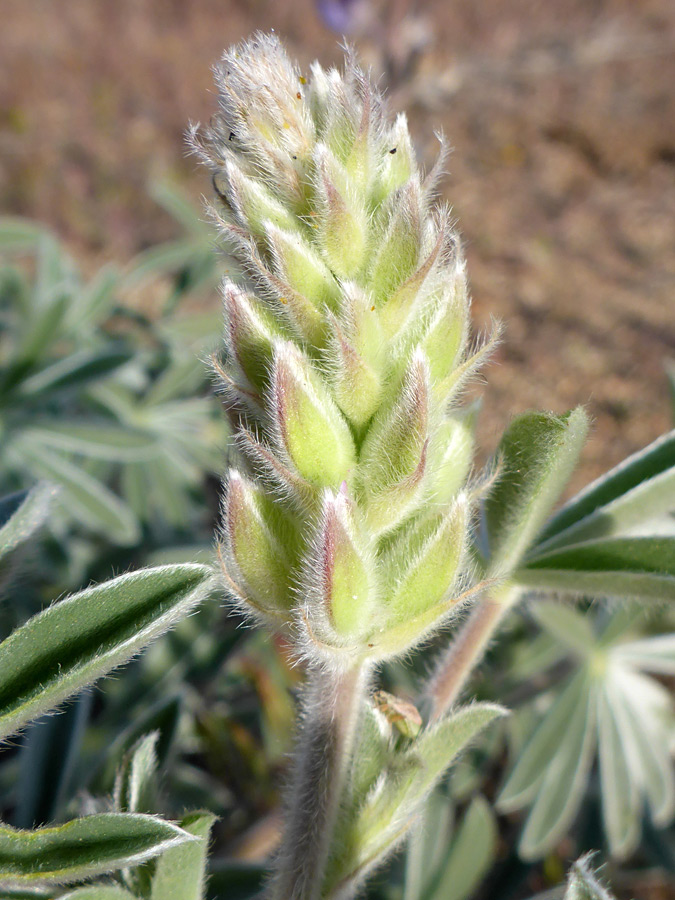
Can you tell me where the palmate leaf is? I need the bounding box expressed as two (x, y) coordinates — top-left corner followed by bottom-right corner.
(0, 483), (56, 562)
(482, 408), (589, 575)
(516, 536), (675, 601)
(502, 611), (675, 860)
(0, 813), (195, 888)
(0, 563), (214, 741)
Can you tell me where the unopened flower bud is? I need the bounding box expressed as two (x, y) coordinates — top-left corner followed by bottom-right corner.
(300, 490), (377, 655)
(220, 470), (294, 620)
(272, 342), (356, 489)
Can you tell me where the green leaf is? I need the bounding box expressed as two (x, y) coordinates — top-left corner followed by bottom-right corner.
(150, 811), (216, 900)
(0, 484), (56, 562)
(483, 408), (589, 574)
(0, 563), (213, 741)
(533, 430), (675, 553)
(0, 813), (195, 887)
(207, 861), (266, 900)
(0, 217), (49, 253)
(14, 694), (91, 828)
(63, 264), (120, 332)
(425, 796), (497, 900)
(11, 441), (140, 545)
(20, 422), (155, 462)
(516, 537), (675, 601)
(114, 732), (160, 814)
(93, 694), (182, 794)
(18, 348), (133, 397)
(325, 704), (506, 897)
(59, 887), (138, 900)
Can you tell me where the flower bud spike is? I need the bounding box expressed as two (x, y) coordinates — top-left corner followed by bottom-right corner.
(315, 147), (369, 279)
(219, 470), (294, 622)
(299, 490), (378, 659)
(271, 342), (357, 490)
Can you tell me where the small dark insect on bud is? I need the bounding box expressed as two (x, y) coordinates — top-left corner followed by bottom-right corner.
(229, 132), (235, 141)
(389, 147), (397, 154)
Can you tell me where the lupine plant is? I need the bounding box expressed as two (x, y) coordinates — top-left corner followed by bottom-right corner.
(0, 31), (673, 900)
(190, 32), (674, 900)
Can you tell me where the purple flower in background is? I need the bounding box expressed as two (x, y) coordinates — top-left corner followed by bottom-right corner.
(316, 0), (360, 33)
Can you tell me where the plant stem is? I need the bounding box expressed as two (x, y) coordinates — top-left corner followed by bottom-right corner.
(427, 584), (520, 720)
(270, 663), (369, 900)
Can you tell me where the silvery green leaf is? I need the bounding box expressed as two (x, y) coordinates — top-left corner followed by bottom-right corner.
(483, 408), (589, 574)
(0, 484), (56, 562)
(613, 632), (675, 675)
(63, 264), (120, 331)
(533, 430), (675, 553)
(0, 813), (195, 888)
(0, 563), (213, 741)
(114, 731), (160, 814)
(597, 677), (641, 858)
(149, 811), (216, 900)
(516, 536), (675, 601)
(425, 795), (497, 900)
(498, 671), (591, 813)
(517, 675), (597, 860)
(10, 441), (140, 545)
(17, 348), (133, 397)
(20, 422), (155, 462)
(530, 603), (595, 658)
(403, 791), (454, 900)
(608, 666), (675, 828)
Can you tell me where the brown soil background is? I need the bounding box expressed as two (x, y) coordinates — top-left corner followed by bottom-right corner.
(2, 0), (675, 492)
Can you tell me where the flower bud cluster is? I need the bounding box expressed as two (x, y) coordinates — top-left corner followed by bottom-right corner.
(199, 34), (497, 668)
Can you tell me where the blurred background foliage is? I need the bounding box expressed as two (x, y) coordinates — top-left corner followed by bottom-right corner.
(1, 2), (674, 899)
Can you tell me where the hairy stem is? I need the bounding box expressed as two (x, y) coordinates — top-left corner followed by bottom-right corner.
(270, 663), (369, 900)
(427, 584), (520, 720)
